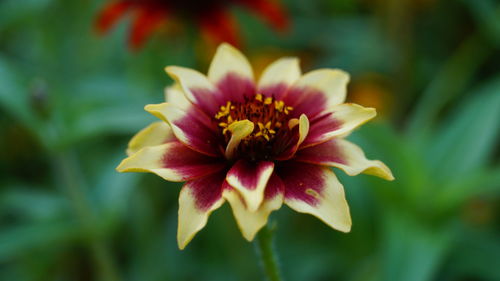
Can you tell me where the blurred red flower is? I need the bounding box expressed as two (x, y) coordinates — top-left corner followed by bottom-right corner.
(95, 0), (289, 50)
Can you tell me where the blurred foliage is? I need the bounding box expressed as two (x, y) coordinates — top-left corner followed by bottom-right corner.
(0, 0), (499, 281)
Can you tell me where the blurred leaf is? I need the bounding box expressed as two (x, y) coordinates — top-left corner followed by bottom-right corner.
(0, 221), (80, 262)
(434, 166), (500, 213)
(0, 0), (53, 29)
(55, 75), (160, 145)
(464, 0), (500, 45)
(291, 17), (394, 74)
(352, 123), (430, 206)
(446, 229), (500, 281)
(407, 34), (491, 136)
(0, 57), (37, 129)
(427, 76), (500, 181)
(92, 152), (140, 223)
(0, 186), (69, 221)
(0, 57), (57, 150)
(65, 104), (153, 145)
(378, 210), (455, 281)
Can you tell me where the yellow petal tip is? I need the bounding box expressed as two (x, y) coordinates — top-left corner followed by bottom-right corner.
(365, 161), (394, 181)
(243, 233), (256, 242)
(143, 103), (156, 111)
(144, 103), (167, 113)
(218, 42), (237, 52)
(177, 240), (188, 250)
(340, 224), (352, 233)
(164, 65), (177, 74)
(115, 158), (129, 173)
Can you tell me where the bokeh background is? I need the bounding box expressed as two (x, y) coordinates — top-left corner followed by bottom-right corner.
(1, 0), (500, 280)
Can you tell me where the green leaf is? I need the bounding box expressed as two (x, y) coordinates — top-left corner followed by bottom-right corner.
(0, 57), (37, 129)
(447, 229), (500, 281)
(64, 104), (153, 145)
(0, 0), (53, 29)
(92, 152), (140, 222)
(434, 166), (500, 213)
(463, 0), (500, 45)
(0, 186), (69, 221)
(407, 34), (491, 136)
(0, 221), (81, 262)
(378, 210), (455, 281)
(351, 123), (430, 206)
(427, 76), (500, 182)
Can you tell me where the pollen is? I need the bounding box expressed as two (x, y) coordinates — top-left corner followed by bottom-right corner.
(214, 94), (293, 142)
(255, 121), (276, 141)
(215, 101), (232, 119)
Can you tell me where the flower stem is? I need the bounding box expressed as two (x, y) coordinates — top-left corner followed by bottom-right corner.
(254, 223), (283, 281)
(54, 150), (120, 281)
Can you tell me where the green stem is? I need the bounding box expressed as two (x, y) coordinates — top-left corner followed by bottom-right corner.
(254, 224), (283, 281)
(54, 151), (120, 281)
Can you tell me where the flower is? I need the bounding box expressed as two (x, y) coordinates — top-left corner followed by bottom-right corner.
(95, 0), (289, 50)
(117, 43), (394, 249)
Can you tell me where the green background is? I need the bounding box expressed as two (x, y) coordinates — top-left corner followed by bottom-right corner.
(1, 0), (499, 280)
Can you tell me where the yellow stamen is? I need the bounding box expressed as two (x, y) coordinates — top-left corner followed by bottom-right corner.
(216, 95), (293, 142)
(215, 101), (233, 119)
(253, 121), (277, 140)
(274, 100), (284, 111)
(257, 122), (265, 130)
(288, 118), (299, 129)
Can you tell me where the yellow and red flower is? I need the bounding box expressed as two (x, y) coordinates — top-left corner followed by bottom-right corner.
(117, 44), (394, 249)
(95, 0), (289, 50)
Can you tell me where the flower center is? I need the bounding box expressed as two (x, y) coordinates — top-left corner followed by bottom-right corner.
(214, 94), (294, 160)
(215, 94), (293, 140)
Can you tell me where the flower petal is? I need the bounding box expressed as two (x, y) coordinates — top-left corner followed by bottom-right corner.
(278, 162), (351, 232)
(145, 103), (221, 156)
(126, 121), (176, 156)
(216, 72), (256, 104)
(178, 171), (226, 249)
(128, 7), (167, 50)
(239, 0), (289, 31)
(95, 1), (131, 34)
(295, 139), (394, 180)
(199, 9), (240, 47)
(164, 83), (191, 110)
(225, 120), (255, 159)
(296, 114), (310, 149)
(208, 43), (254, 85)
(284, 69), (350, 118)
(226, 160), (274, 212)
(258, 57), (301, 99)
(301, 103), (376, 148)
(208, 44), (256, 103)
(165, 66), (223, 115)
(117, 142), (225, 182)
(223, 173), (284, 241)
(276, 114), (309, 160)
